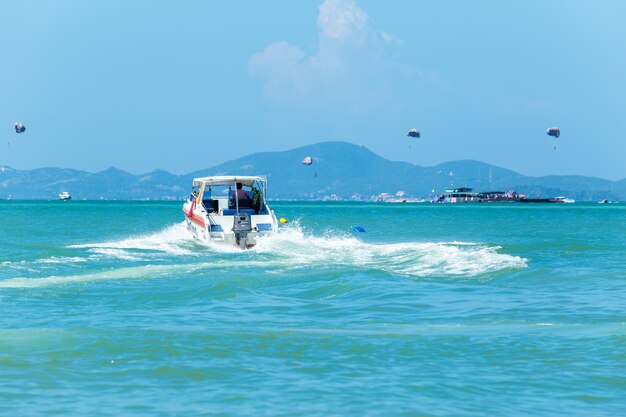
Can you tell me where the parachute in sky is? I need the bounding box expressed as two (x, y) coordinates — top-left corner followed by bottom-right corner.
(406, 128), (420, 149)
(546, 127), (560, 150)
(302, 156), (316, 177)
(8, 122), (26, 146)
(407, 128), (420, 139)
(546, 127), (560, 138)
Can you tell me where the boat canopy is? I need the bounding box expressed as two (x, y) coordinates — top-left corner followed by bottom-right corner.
(192, 176), (266, 188)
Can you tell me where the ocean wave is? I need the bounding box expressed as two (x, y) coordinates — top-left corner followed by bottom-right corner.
(0, 222), (527, 288)
(254, 224), (527, 278)
(0, 263), (200, 288)
(69, 222), (197, 258)
(35, 256), (89, 264)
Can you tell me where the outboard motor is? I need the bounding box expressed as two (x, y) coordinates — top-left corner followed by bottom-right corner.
(233, 212), (252, 249)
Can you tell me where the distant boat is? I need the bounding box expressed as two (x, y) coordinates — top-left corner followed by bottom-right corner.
(385, 197), (426, 203)
(518, 197), (572, 203)
(59, 191), (71, 201)
(434, 188), (575, 204)
(433, 188), (482, 203)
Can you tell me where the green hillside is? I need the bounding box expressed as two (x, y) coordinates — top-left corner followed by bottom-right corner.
(1, 142), (624, 201)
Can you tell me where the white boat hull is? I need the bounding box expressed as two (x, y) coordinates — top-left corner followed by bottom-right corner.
(182, 200), (278, 248)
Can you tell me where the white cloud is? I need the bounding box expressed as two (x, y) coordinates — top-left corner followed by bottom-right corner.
(249, 0), (398, 112)
(317, 0), (367, 40)
(378, 31), (396, 44)
(249, 42), (308, 99)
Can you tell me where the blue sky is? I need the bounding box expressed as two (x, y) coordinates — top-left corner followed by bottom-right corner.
(1, 0), (625, 180)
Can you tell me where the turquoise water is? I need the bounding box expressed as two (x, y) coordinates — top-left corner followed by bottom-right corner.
(1, 201), (624, 416)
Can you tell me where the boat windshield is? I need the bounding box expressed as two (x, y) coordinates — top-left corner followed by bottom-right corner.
(193, 178), (267, 214)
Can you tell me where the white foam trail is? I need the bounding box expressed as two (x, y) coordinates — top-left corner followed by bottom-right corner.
(69, 222), (197, 258)
(1, 223), (527, 288)
(0, 263), (204, 288)
(89, 248), (144, 261)
(189, 237), (248, 254)
(254, 224), (527, 278)
(35, 256), (88, 264)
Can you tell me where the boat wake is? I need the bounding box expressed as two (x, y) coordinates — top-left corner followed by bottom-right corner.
(68, 222), (199, 257)
(0, 222), (527, 288)
(254, 223), (527, 278)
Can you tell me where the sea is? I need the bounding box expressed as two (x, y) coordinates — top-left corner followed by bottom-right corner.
(0, 200), (624, 416)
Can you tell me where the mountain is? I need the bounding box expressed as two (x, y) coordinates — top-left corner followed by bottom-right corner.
(1, 142), (624, 201)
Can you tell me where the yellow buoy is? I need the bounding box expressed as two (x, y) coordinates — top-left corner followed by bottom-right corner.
(279, 217), (288, 224)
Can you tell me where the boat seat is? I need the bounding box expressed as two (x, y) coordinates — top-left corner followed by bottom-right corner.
(222, 209), (255, 215)
(229, 199), (257, 214)
(229, 198), (254, 209)
(203, 199), (219, 213)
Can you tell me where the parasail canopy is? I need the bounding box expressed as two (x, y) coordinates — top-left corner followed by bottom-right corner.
(407, 128), (420, 139)
(546, 127), (560, 138)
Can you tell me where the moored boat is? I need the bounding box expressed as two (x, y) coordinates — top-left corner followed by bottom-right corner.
(434, 188), (574, 204)
(182, 176), (278, 249)
(59, 191), (71, 201)
(433, 188), (480, 203)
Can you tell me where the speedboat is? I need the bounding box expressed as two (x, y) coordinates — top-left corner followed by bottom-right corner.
(59, 191), (71, 200)
(182, 176), (278, 249)
(554, 196), (575, 203)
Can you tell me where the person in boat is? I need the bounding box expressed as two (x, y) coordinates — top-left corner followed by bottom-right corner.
(229, 182), (254, 210)
(230, 182), (252, 207)
(231, 182), (252, 202)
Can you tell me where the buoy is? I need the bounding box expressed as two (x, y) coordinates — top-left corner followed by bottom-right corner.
(279, 217), (288, 224)
(353, 226), (366, 233)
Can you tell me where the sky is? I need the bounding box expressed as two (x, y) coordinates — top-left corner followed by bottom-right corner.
(1, 0), (625, 180)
